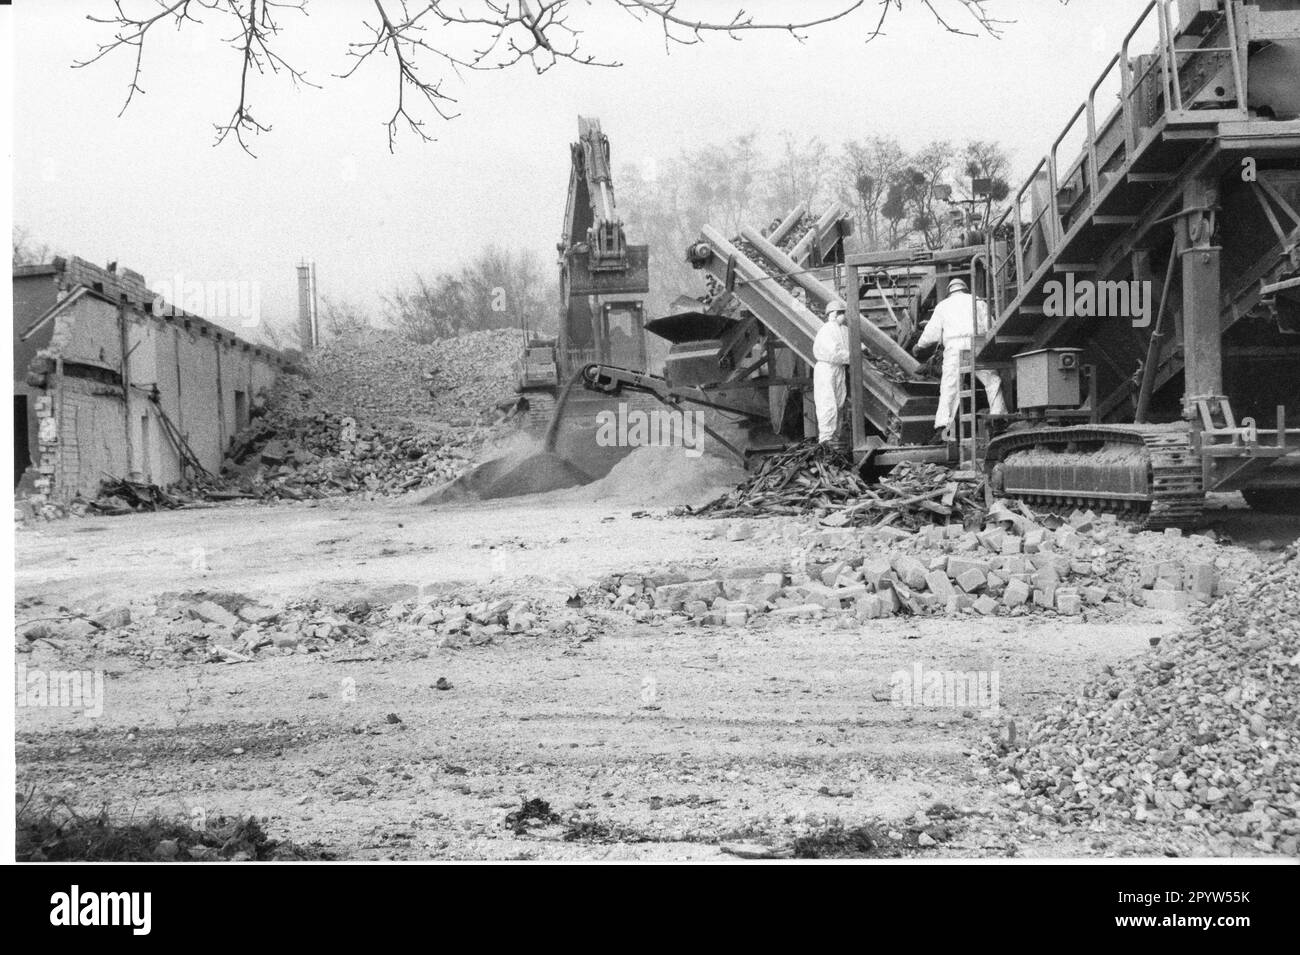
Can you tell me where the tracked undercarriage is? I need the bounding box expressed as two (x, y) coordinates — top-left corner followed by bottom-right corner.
(986, 424), (1205, 530)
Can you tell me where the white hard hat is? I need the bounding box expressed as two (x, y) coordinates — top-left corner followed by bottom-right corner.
(948, 277), (969, 293)
(826, 302), (846, 315)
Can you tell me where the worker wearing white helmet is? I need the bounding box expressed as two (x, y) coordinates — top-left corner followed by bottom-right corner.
(812, 302), (851, 444)
(912, 277), (1006, 441)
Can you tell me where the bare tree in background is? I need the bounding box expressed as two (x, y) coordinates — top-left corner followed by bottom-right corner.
(385, 245), (550, 343)
(13, 226), (54, 267)
(74, 0), (1033, 153)
(318, 296), (374, 341)
(768, 132), (834, 218)
(840, 135), (906, 251)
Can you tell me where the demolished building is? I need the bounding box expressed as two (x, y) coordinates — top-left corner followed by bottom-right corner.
(13, 256), (291, 505)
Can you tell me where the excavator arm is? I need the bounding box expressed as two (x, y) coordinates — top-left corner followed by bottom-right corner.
(580, 362), (751, 462)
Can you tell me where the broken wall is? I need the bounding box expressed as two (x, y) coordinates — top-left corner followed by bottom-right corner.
(14, 258), (289, 503)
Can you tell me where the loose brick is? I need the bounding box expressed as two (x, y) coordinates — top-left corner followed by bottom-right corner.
(860, 558), (894, 590)
(1183, 561), (1217, 600)
(926, 570), (956, 600)
(946, 556), (992, 579)
(1146, 590), (1189, 612)
(1056, 591), (1082, 615)
(654, 580), (722, 610)
(998, 579), (1029, 608)
(1083, 586), (1108, 605)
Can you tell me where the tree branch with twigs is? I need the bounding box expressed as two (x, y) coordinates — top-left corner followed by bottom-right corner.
(77, 0), (1045, 153)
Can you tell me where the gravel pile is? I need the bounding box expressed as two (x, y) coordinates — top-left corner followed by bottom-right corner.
(993, 546), (1300, 853)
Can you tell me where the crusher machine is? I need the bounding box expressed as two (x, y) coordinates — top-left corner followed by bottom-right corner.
(581, 0), (1300, 526)
(956, 0), (1300, 526)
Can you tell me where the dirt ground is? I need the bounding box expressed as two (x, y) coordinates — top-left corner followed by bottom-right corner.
(14, 490), (1300, 860)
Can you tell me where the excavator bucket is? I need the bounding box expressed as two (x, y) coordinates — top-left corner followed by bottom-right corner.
(566, 244), (650, 298)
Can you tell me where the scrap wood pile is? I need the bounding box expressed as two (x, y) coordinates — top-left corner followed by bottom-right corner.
(86, 478), (197, 515)
(992, 546), (1299, 852)
(697, 441), (988, 529)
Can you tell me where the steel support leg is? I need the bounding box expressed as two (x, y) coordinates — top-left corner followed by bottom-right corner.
(1180, 177), (1223, 414)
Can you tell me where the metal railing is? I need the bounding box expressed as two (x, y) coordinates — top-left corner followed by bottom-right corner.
(986, 0), (1249, 331)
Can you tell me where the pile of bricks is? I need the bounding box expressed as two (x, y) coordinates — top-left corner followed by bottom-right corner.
(591, 503), (1241, 629)
(789, 503), (1228, 620)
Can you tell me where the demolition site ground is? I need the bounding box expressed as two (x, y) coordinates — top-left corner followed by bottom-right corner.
(14, 489), (1300, 861)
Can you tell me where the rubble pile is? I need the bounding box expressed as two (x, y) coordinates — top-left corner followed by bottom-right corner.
(195, 328), (524, 501)
(992, 547), (1300, 853)
(303, 328), (519, 429)
(18, 588), (594, 666)
(213, 399), (492, 500)
(697, 442), (987, 529)
(592, 506), (1251, 629)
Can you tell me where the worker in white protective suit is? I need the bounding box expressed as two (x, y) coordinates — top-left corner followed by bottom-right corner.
(912, 277), (1006, 442)
(812, 303), (851, 444)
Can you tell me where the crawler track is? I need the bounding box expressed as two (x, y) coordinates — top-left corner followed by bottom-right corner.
(986, 424), (1204, 530)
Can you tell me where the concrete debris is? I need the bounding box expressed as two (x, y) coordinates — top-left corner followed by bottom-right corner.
(21, 588), (590, 666)
(212, 403), (497, 501)
(594, 505), (1253, 627)
(302, 329), (518, 431)
(992, 546), (1300, 853)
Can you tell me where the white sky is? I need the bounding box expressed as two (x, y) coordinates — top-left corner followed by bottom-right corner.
(12, 0), (1150, 339)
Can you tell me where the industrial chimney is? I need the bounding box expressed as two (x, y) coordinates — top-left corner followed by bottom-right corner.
(296, 261), (318, 351)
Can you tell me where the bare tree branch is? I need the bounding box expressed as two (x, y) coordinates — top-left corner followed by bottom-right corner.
(77, 0), (1035, 153)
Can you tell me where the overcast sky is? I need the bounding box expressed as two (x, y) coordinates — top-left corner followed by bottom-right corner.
(13, 0), (1151, 342)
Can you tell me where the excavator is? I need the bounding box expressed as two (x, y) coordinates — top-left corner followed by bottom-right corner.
(516, 115), (651, 426)
(436, 117), (658, 499)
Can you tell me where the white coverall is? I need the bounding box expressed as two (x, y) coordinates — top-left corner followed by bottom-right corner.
(916, 290), (1007, 431)
(812, 318), (851, 443)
